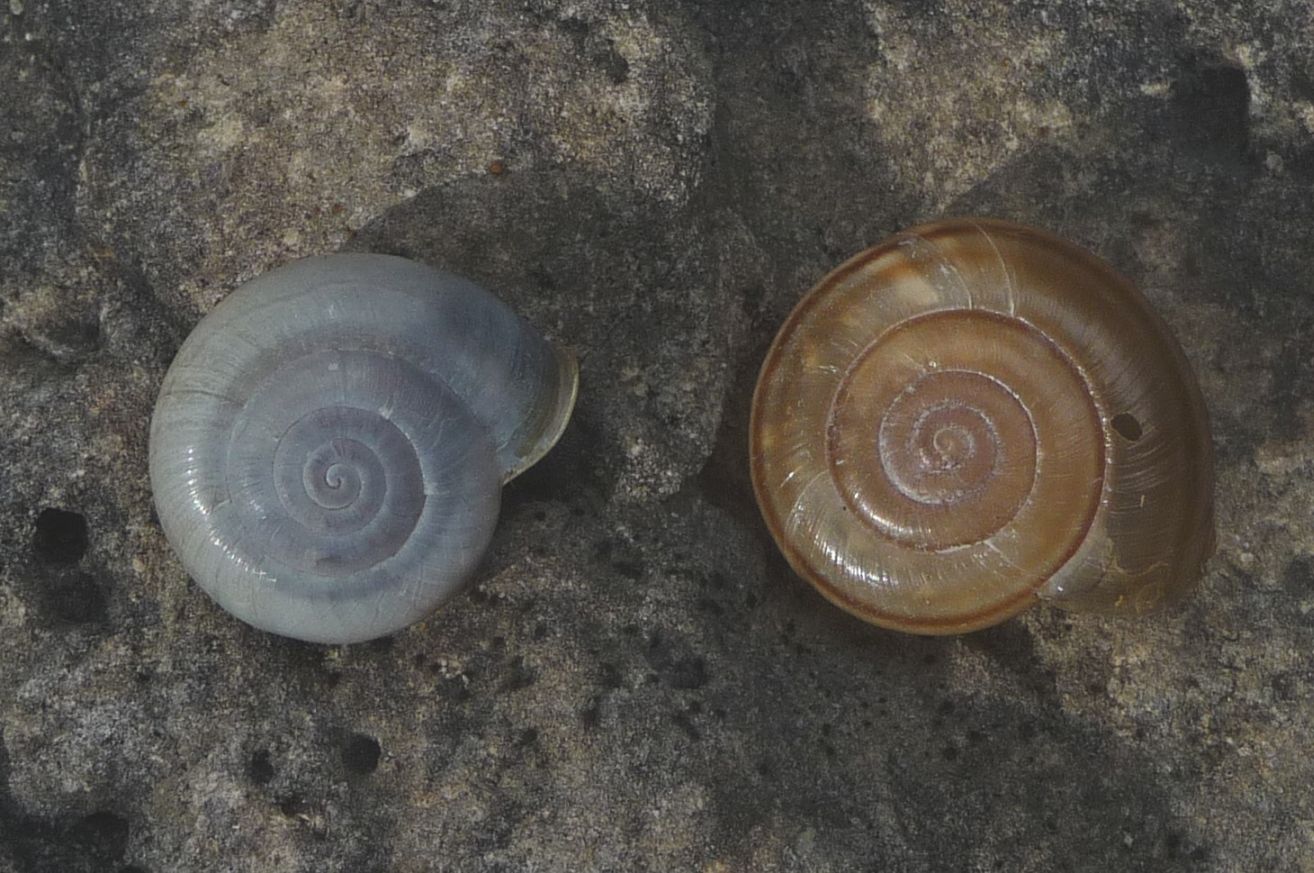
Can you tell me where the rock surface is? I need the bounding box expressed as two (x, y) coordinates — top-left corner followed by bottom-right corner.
(2, 1), (1313, 870)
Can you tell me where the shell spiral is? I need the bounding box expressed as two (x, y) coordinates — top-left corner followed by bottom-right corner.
(149, 254), (577, 644)
(750, 219), (1214, 634)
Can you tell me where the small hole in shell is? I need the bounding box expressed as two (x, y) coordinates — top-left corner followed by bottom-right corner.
(1112, 413), (1144, 442)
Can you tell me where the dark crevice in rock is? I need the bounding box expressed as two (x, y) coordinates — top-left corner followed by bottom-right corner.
(32, 507), (89, 564)
(341, 733), (382, 777)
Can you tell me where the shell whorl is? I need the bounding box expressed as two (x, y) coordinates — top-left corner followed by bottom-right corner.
(750, 219), (1214, 635)
(149, 254), (577, 644)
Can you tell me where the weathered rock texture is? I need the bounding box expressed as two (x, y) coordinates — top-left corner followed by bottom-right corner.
(2, 1), (1312, 870)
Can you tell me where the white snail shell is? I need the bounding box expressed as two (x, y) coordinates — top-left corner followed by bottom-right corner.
(149, 254), (577, 643)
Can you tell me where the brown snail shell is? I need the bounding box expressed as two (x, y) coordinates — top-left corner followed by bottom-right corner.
(750, 219), (1214, 635)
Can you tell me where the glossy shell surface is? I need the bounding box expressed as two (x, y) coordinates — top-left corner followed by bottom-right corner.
(149, 254), (577, 644)
(750, 219), (1214, 634)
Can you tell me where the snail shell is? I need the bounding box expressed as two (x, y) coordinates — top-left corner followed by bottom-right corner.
(750, 219), (1214, 635)
(149, 254), (577, 644)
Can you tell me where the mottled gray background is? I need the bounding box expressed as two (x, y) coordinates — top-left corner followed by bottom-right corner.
(1, 1), (1311, 871)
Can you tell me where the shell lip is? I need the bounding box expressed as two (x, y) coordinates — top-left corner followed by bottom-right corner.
(501, 342), (580, 483)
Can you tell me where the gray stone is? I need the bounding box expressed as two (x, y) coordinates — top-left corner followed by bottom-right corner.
(2, 0), (1312, 870)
